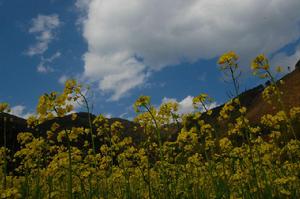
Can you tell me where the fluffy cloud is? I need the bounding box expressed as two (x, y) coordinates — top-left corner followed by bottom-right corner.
(162, 96), (218, 115)
(84, 51), (149, 100)
(27, 14), (60, 56)
(78, 0), (300, 100)
(10, 105), (34, 119)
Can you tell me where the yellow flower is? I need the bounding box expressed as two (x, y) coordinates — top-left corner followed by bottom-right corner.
(0, 102), (10, 112)
(218, 51), (239, 65)
(276, 66), (283, 73)
(57, 131), (65, 142)
(71, 113), (77, 121)
(17, 132), (34, 145)
(251, 54), (271, 78)
(26, 115), (38, 127)
(51, 122), (60, 131)
(219, 137), (232, 152)
(1, 188), (20, 198)
(133, 95), (151, 112)
(239, 107), (247, 114)
(290, 107), (300, 118)
(207, 110), (213, 116)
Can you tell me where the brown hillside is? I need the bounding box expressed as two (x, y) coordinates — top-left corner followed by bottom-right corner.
(246, 68), (300, 123)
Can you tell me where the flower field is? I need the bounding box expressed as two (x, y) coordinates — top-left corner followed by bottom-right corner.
(1, 53), (300, 198)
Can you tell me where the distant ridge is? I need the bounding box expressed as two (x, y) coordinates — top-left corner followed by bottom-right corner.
(0, 112), (140, 153)
(1, 60), (300, 152)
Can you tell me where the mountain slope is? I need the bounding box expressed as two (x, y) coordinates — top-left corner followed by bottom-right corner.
(1, 66), (300, 152)
(246, 68), (300, 123)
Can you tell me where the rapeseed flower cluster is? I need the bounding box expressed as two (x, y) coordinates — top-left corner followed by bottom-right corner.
(0, 54), (300, 198)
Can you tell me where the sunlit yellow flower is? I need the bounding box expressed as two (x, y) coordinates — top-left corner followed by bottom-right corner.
(218, 51), (239, 66)
(133, 95), (151, 112)
(0, 102), (10, 112)
(276, 66), (283, 73)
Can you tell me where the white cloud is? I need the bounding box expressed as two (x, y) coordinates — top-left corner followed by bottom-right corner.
(78, 0), (300, 100)
(58, 75), (69, 85)
(10, 105), (34, 119)
(208, 102), (219, 110)
(119, 112), (128, 118)
(27, 14), (60, 56)
(36, 52), (61, 73)
(162, 96), (218, 115)
(26, 14), (61, 73)
(82, 51), (149, 101)
(175, 96), (194, 115)
(75, 0), (91, 11)
(37, 64), (52, 73)
(104, 113), (112, 118)
(271, 44), (300, 72)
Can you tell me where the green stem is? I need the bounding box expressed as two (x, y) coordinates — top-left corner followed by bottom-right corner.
(229, 66), (240, 97)
(80, 92), (100, 197)
(65, 129), (73, 199)
(266, 70), (297, 139)
(228, 64), (262, 196)
(2, 116), (7, 190)
(144, 105), (163, 161)
(80, 93), (97, 159)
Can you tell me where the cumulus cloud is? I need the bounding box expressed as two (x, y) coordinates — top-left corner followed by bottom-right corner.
(162, 96), (218, 115)
(84, 52), (149, 100)
(10, 105), (34, 119)
(27, 14), (60, 56)
(78, 0), (300, 100)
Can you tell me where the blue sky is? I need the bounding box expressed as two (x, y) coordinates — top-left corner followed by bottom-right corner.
(1, 0), (300, 120)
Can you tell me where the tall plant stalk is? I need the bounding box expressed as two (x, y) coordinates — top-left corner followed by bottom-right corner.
(2, 116), (7, 190)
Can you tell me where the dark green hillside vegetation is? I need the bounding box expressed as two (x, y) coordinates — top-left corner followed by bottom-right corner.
(0, 113), (31, 152)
